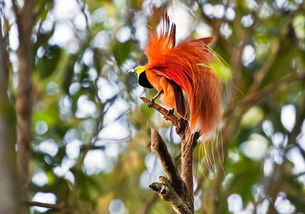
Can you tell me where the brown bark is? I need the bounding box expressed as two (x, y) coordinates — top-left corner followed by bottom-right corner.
(0, 16), (20, 214)
(13, 0), (35, 203)
(149, 129), (192, 214)
(141, 97), (199, 213)
(25, 201), (65, 212)
(180, 131), (199, 205)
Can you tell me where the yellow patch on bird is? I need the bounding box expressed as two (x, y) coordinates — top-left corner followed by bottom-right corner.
(134, 66), (146, 77)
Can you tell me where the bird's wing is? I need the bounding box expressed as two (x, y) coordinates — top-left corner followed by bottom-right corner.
(145, 12), (221, 135)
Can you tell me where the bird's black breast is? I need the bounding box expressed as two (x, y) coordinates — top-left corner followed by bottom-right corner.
(139, 72), (153, 88)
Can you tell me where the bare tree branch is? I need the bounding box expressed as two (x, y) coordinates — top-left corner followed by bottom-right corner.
(149, 129), (192, 214)
(150, 129), (185, 193)
(140, 97), (186, 137)
(224, 71), (305, 118)
(25, 201), (65, 211)
(249, 10), (299, 94)
(141, 98), (200, 213)
(150, 177), (192, 214)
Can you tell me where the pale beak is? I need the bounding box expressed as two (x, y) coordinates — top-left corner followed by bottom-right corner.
(128, 69), (135, 73)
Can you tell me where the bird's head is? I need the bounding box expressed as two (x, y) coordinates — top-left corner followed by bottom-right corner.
(129, 66), (153, 88)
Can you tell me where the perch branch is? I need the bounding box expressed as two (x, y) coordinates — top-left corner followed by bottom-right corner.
(150, 129), (192, 214)
(150, 129), (185, 192)
(181, 131), (199, 203)
(141, 97), (200, 213)
(150, 177), (192, 214)
(140, 97), (188, 138)
(140, 97), (180, 125)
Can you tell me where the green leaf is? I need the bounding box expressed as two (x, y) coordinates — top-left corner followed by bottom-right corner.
(113, 40), (132, 66)
(38, 45), (61, 79)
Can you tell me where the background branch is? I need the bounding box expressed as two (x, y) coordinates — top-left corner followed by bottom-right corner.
(12, 0), (35, 206)
(224, 71), (305, 118)
(25, 201), (64, 211)
(0, 12), (20, 214)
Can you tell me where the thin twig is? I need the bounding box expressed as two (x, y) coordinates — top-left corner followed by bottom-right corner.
(224, 71), (305, 118)
(76, 0), (89, 31)
(25, 201), (64, 211)
(249, 12), (297, 93)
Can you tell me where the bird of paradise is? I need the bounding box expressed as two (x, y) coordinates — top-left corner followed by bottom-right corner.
(131, 12), (223, 136)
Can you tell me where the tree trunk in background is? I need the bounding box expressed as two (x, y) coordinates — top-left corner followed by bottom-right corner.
(13, 0), (35, 206)
(0, 17), (20, 214)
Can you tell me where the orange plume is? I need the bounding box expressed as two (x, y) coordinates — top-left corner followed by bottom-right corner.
(144, 12), (222, 135)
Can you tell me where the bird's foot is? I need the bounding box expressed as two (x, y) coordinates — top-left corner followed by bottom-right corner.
(164, 108), (175, 120)
(168, 108), (174, 115)
(147, 90), (163, 108)
(176, 118), (187, 134)
(147, 99), (155, 108)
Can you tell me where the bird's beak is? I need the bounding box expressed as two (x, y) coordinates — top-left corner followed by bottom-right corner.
(128, 69), (135, 73)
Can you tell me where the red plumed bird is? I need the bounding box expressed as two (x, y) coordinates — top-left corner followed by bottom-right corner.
(132, 12), (222, 135)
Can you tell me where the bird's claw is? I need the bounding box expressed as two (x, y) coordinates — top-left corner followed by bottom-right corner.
(164, 108), (174, 120)
(168, 108), (174, 115)
(147, 100), (155, 108)
(148, 90), (163, 108)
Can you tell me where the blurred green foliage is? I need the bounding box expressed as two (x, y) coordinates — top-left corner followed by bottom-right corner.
(2, 0), (305, 213)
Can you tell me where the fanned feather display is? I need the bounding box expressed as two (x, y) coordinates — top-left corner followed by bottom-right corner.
(144, 12), (221, 135)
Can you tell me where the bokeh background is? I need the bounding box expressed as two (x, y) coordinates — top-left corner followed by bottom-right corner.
(1, 0), (305, 213)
